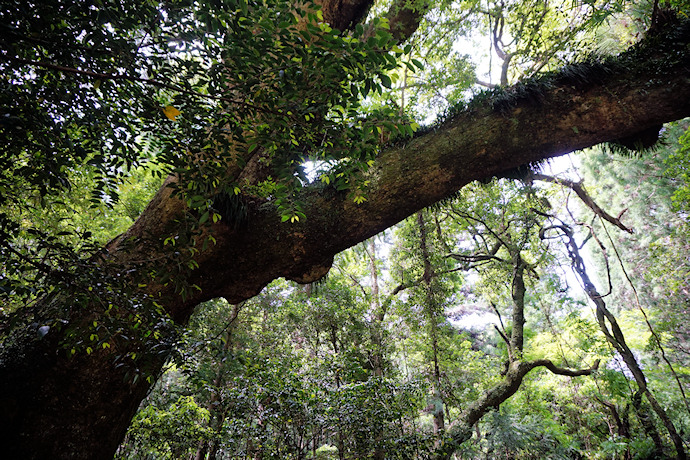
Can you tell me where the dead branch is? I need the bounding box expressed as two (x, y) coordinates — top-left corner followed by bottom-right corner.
(532, 173), (633, 234)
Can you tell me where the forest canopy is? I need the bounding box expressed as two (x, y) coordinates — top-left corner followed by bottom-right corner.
(1, 0), (690, 458)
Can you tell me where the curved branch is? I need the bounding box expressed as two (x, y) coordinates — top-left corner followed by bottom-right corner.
(129, 17), (690, 319)
(546, 220), (686, 459)
(438, 357), (599, 458)
(445, 252), (508, 264)
(535, 358), (600, 377)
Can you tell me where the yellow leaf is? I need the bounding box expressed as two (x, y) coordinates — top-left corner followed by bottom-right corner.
(162, 105), (181, 120)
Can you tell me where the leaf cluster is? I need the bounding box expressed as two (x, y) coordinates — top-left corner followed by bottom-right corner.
(0, 0), (419, 313)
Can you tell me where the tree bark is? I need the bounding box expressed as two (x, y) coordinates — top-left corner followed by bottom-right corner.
(1, 18), (690, 459)
(509, 255), (527, 355)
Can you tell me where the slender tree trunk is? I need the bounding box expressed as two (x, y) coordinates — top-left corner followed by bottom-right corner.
(632, 390), (665, 457)
(509, 256), (527, 355)
(417, 211), (446, 434)
(194, 303), (242, 460)
(596, 397), (632, 460)
(368, 238), (385, 379)
(326, 302), (345, 459)
(366, 238), (388, 460)
(551, 223), (686, 459)
(436, 234), (599, 459)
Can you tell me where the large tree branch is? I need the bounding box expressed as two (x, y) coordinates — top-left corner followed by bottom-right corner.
(161, 20), (690, 317)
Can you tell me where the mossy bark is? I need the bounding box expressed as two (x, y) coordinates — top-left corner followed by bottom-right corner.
(1, 19), (690, 459)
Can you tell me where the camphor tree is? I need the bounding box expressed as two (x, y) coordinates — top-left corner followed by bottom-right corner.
(1, 0), (690, 458)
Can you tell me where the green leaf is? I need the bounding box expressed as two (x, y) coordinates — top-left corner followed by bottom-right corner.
(380, 74), (392, 89)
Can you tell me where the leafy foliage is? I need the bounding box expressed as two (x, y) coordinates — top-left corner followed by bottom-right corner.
(0, 0), (415, 325)
(125, 395), (212, 459)
(4, 0), (690, 457)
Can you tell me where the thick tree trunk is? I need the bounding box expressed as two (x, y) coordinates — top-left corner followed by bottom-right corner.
(1, 20), (690, 459)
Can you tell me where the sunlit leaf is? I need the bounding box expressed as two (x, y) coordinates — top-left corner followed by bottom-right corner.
(162, 105), (181, 121)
